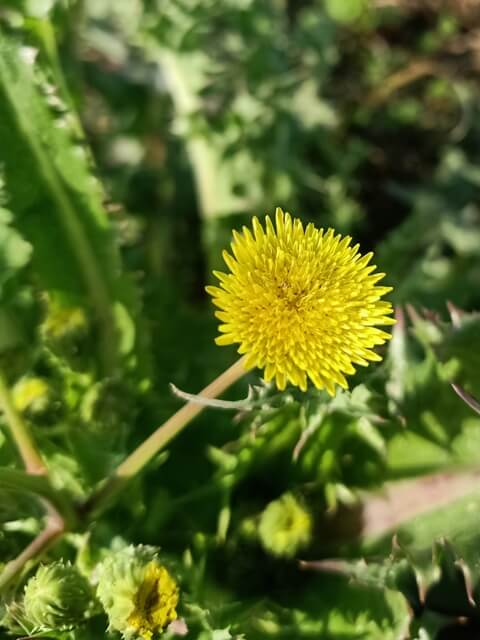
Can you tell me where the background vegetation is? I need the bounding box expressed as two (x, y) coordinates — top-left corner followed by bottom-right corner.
(1, 0), (480, 638)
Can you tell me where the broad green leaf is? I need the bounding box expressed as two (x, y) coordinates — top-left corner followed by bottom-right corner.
(0, 34), (149, 376)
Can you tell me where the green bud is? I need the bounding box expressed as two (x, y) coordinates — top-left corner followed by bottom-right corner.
(12, 376), (52, 419)
(96, 545), (179, 639)
(258, 493), (312, 559)
(23, 561), (92, 631)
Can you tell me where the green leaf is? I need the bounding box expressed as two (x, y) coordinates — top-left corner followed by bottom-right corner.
(385, 335), (480, 475)
(437, 313), (480, 395)
(364, 484), (480, 563)
(0, 34), (149, 376)
(240, 577), (411, 639)
(185, 576), (410, 639)
(0, 467), (75, 525)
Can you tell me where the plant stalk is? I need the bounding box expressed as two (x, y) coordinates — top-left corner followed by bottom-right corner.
(82, 357), (248, 518)
(0, 371), (70, 591)
(0, 508), (65, 591)
(0, 371), (45, 475)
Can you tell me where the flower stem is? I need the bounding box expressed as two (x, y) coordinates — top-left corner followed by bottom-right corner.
(0, 508), (65, 591)
(0, 371), (46, 475)
(81, 357), (248, 518)
(0, 371), (71, 591)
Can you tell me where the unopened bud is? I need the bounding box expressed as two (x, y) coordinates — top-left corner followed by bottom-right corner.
(23, 561), (92, 631)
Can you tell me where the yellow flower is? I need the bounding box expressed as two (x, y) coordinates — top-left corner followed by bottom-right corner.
(207, 208), (394, 395)
(96, 546), (179, 639)
(127, 563), (179, 640)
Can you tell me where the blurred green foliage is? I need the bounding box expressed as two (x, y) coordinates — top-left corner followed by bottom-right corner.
(1, 0), (480, 638)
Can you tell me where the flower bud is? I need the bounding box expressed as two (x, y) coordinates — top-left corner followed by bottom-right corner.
(258, 493), (312, 558)
(12, 376), (52, 419)
(96, 545), (179, 639)
(23, 561), (92, 631)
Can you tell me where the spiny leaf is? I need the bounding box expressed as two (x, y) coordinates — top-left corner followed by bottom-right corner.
(384, 308), (480, 477)
(0, 34), (149, 377)
(243, 576), (411, 639)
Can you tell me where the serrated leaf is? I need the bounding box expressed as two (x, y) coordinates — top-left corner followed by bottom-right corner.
(437, 313), (480, 395)
(0, 34), (149, 376)
(243, 576), (411, 639)
(367, 536), (480, 620)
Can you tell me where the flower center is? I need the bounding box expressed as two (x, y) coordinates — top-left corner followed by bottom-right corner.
(277, 282), (307, 311)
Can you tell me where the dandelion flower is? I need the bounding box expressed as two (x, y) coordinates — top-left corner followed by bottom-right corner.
(207, 208), (394, 395)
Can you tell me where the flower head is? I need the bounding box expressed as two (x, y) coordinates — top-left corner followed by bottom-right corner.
(259, 493), (312, 558)
(207, 208), (394, 395)
(96, 545), (179, 639)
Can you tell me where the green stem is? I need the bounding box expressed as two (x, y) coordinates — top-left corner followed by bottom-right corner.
(144, 45), (247, 220)
(0, 372), (70, 590)
(81, 357), (248, 518)
(0, 510), (65, 591)
(0, 372), (45, 475)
